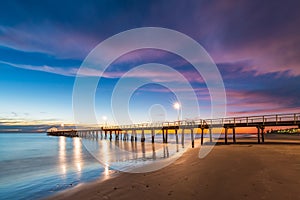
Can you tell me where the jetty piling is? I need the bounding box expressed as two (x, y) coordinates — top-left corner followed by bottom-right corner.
(191, 128), (194, 148)
(200, 128), (204, 145)
(225, 127), (228, 144)
(233, 127), (236, 143)
(181, 128), (185, 147)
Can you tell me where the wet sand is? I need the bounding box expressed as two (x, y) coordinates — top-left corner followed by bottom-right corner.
(47, 135), (300, 200)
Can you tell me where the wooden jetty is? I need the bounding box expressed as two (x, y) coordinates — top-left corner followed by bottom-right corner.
(47, 129), (78, 137)
(47, 113), (300, 147)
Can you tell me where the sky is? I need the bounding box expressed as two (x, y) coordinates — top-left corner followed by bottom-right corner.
(0, 0), (300, 132)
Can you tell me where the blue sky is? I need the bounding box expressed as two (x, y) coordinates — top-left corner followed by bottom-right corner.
(0, 0), (300, 132)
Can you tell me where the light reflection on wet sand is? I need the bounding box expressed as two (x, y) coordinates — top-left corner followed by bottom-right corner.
(57, 133), (194, 180)
(82, 135), (193, 173)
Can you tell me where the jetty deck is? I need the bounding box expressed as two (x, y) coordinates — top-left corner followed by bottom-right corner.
(47, 113), (300, 146)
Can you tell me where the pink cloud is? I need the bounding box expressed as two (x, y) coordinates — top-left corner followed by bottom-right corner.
(225, 89), (300, 116)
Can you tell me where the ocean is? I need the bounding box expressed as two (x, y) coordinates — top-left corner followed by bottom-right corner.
(0, 133), (107, 200)
(0, 132), (191, 200)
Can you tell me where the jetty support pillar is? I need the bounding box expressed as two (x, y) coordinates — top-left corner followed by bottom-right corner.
(134, 129), (137, 141)
(131, 130), (134, 141)
(232, 127), (236, 143)
(165, 129), (168, 143)
(191, 128), (194, 148)
(225, 127), (228, 144)
(175, 129), (178, 144)
(201, 128), (204, 145)
(257, 127), (261, 144)
(141, 129), (145, 142)
(181, 129), (185, 147)
(151, 129), (155, 143)
(261, 126), (265, 143)
(209, 128), (212, 143)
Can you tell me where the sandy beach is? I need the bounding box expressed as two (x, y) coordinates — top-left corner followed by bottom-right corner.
(47, 136), (300, 200)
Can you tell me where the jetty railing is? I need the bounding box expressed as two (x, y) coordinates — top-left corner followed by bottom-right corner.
(47, 112), (300, 145)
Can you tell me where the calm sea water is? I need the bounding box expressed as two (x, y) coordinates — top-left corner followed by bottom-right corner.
(0, 133), (108, 200)
(0, 132), (191, 200)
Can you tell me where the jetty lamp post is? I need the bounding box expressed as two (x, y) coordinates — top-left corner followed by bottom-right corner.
(102, 116), (107, 127)
(173, 102), (181, 122)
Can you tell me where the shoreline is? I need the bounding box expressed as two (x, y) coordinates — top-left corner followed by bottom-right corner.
(47, 135), (300, 200)
(45, 169), (122, 200)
